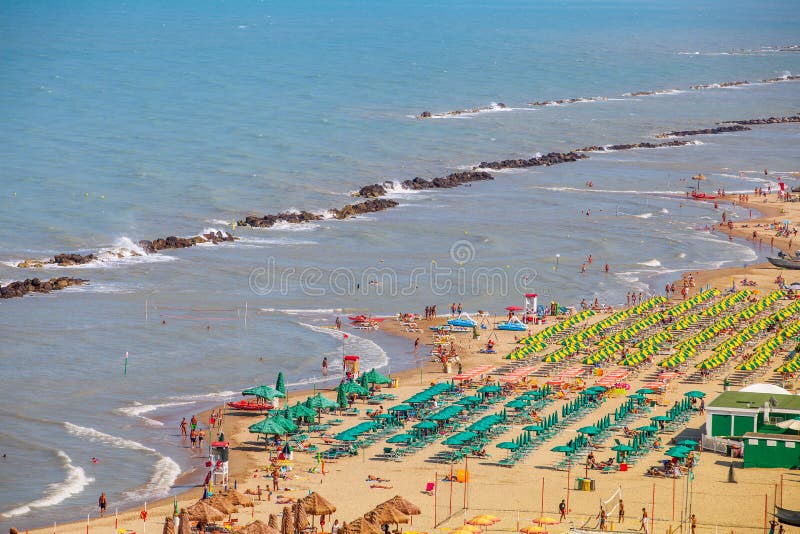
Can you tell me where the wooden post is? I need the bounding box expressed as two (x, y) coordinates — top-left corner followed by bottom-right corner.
(672, 476), (676, 521)
(651, 483), (655, 534)
(449, 464), (454, 517)
(566, 458), (571, 516)
(541, 477), (545, 518)
(764, 494), (768, 534)
(434, 472), (438, 527)
(463, 456), (468, 514)
(780, 474), (784, 506)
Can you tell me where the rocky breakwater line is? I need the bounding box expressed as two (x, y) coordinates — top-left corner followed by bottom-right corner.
(691, 80), (750, 90)
(577, 140), (694, 152)
(655, 125), (751, 138)
(721, 115), (800, 126)
(15, 230), (237, 268)
(476, 151), (587, 171)
(529, 96), (607, 106)
(417, 103), (506, 119)
(355, 171), (494, 198)
(237, 199), (399, 228)
(1, 277), (87, 299)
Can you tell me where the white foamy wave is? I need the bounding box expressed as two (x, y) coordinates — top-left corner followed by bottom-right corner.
(65, 421), (159, 451)
(634, 212), (654, 219)
(234, 236), (317, 248)
(208, 219), (236, 227)
(638, 259), (662, 267)
(123, 455), (181, 501)
(167, 390), (240, 402)
(422, 102), (525, 119)
(0, 450), (93, 518)
(268, 221), (322, 232)
(660, 208), (670, 214)
(297, 322), (389, 371)
(529, 186), (685, 196)
(260, 307), (345, 315)
(114, 401), (196, 427)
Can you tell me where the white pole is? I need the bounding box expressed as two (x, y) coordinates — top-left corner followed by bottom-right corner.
(143, 501), (147, 534)
(245, 301), (248, 328)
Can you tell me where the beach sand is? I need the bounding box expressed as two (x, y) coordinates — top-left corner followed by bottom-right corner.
(27, 193), (800, 534)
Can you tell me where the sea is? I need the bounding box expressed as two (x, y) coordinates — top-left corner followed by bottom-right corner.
(1, 0), (799, 528)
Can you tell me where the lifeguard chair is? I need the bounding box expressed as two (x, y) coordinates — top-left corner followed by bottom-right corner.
(210, 441), (229, 488)
(344, 355), (360, 379)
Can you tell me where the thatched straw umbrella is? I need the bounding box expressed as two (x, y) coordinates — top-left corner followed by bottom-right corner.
(301, 492), (337, 528)
(177, 510), (192, 534)
(222, 490), (255, 507)
(268, 514), (279, 530)
(365, 503), (409, 526)
(339, 517), (381, 534)
(281, 506), (294, 534)
(292, 502), (309, 532)
(205, 494), (238, 515)
(237, 520), (281, 534)
(185, 501), (226, 527)
(163, 517), (175, 534)
(378, 496), (421, 524)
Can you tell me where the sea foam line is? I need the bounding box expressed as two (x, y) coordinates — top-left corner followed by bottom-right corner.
(0, 451), (93, 518)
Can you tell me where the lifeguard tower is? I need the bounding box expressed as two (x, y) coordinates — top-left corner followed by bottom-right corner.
(210, 441), (229, 488)
(344, 355), (359, 379)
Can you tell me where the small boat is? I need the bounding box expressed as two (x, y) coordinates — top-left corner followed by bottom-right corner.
(227, 400), (274, 411)
(768, 251), (800, 269)
(691, 191), (716, 200)
(348, 315), (385, 322)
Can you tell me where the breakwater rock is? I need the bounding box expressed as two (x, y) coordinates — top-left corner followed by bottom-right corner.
(655, 125), (751, 138)
(1, 277), (88, 299)
(356, 171), (494, 198)
(721, 115), (800, 126)
(476, 152), (587, 170)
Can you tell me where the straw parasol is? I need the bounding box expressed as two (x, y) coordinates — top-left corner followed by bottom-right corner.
(281, 507), (294, 534)
(222, 489), (256, 507)
(177, 511), (192, 534)
(293, 502), (310, 531)
(378, 496), (422, 516)
(268, 514), (279, 530)
(163, 517), (175, 534)
(204, 494), (238, 515)
(365, 503), (409, 526)
(339, 517), (382, 534)
(238, 521), (281, 534)
(301, 492), (337, 516)
(184, 501), (226, 526)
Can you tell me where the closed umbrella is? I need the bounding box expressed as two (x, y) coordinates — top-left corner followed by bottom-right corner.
(163, 517), (174, 534)
(177, 511), (191, 534)
(281, 507), (294, 534)
(293, 502), (309, 532)
(268, 515), (279, 530)
(276, 372), (287, 397)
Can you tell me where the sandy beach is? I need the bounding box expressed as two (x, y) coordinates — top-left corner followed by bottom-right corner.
(26, 192), (800, 534)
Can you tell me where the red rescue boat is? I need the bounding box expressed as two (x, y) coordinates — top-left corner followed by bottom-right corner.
(226, 400), (274, 411)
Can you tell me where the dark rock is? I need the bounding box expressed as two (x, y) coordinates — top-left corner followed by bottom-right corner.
(0, 277), (87, 299)
(691, 80), (749, 90)
(420, 111), (432, 118)
(721, 115), (800, 126)
(477, 151), (587, 170)
(330, 199), (399, 219)
(655, 125), (751, 138)
(356, 184), (388, 198)
(400, 171), (494, 191)
(53, 253), (96, 266)
(577, 140), (692, 152)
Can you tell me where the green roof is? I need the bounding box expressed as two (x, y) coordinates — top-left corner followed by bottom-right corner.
(708, 391), (800, 412)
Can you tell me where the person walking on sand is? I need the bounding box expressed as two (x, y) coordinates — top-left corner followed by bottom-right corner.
(180, 417), (188, 437)
(690, 514), (697, 534)
(639, 508), (649, 534)
(597, 506), (607, 531)
(559, 499), (567, 521)
(272, 465), (280, 491)
(769, 519), (778, 534)
(322, 356), (329, 376)
(198, 429), (205, 450)
(98, 492), (107, 517)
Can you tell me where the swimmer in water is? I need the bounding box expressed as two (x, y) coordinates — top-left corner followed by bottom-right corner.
(92, 457), (99, 464)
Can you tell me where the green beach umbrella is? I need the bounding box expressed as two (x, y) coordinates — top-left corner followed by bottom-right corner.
(684, 391), (706, 398)
(413, 420), (438, 430)
(551, 445), (573, 453)
(338, 381), (369, 396)
(276, 372), (287, 397)
(506, 399), (528, 409)
(523, 425), (545, 432)
(636, 388), (655, 395)
(243, 385), (285, 400)
(637, 425), (659, 433)
(577, 426), (601, 435)
(388, 404), (413, 412)
(336, 386), (348, 410)
(305, 393), (338, 410)
(362, 368), (393, 385)
(387, 433), (415, 444)
(611, 444), (634, 452)
(249, 417), (290, 436)
(497, 441), (519, 450)
(652, 415), (672, 422)
(287, 402), (316, 420)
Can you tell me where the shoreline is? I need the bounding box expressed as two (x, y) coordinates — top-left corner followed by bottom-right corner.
(19, 195), (800, 534)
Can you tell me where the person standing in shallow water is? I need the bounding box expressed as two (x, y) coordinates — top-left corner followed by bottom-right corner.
(98, 492), (107, 517)
(322, 356), (329, 376)
(180, 417), (188, 436)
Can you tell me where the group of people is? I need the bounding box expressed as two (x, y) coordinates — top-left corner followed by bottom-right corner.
(450, 302), (463, 315)
(424, 305), (438, 319)
(626, 291), (645, 306)
(180, 414), (206, 450)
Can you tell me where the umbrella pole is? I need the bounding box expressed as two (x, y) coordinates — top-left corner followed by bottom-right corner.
(566, 458), (571, 518)
(434, 471), (438, 527)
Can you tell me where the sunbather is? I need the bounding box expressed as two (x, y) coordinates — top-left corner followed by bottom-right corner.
(366, 475), (390, 482)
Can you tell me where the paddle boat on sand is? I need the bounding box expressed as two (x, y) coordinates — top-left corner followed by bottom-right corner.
(497, 315), (527, 331)
(448, 312), (477, 328)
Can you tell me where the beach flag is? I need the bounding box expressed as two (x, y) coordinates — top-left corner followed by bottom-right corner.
(123, 352), (128, 376)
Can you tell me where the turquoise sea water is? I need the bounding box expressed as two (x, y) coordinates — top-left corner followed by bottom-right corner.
(1, 0), (799, 528)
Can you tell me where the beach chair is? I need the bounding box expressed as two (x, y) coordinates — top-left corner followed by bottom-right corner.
(423, 482), (435, 495)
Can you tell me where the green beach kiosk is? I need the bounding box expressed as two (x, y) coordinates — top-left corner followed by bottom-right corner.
(742, 433), (800, 468)
(705, 389), (800, 439)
